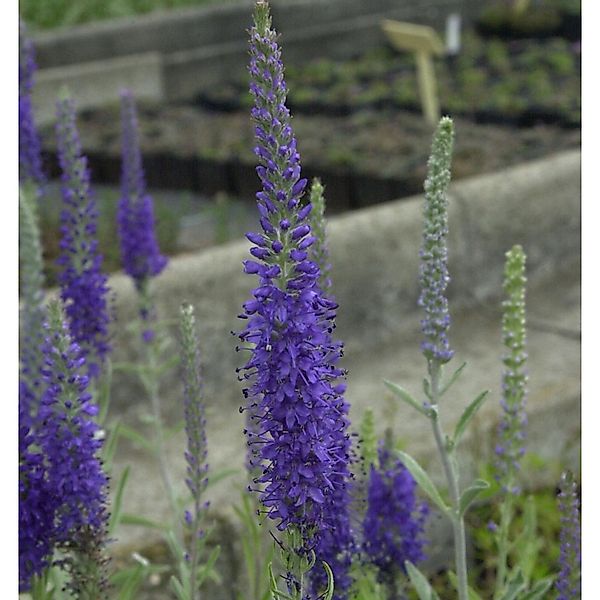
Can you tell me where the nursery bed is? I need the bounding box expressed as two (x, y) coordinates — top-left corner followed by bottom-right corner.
(40, 101), (580, 214)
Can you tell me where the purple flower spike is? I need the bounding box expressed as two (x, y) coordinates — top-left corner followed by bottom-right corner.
(37, 302), (109, 543)
(362, 446), (428, 582)
(117, 90), (167, 289)
(56, 95), (111, 377)
(238, 3), (353, 581)
(19, 22), (45, 187)
(556, 472), (581, 600)
(418, 117), (454, 365)
(19, 382), (55, 592)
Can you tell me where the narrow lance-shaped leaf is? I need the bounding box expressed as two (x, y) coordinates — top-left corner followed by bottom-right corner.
(384, 380), (428, 416)
(397, 451), (450, 515)
(452, 390), (489, 448)
(459, 479), (490, 516)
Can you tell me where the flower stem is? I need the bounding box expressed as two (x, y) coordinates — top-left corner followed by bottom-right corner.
(144, 332), (181, 540)
(493, 495), (514, 599)
(429, 361), (469, 600)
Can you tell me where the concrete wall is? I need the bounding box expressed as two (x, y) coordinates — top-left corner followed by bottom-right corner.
(105, 150), (580, 415)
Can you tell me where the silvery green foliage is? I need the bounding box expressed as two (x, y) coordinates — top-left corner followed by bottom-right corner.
(419, 116), (454, 365)
(493, 245), (531, 599)
(556, 471), (581, 599)
(495, 245), (528, 491)
(386, 117), (491, 600)
(19, 186), (46, 409)
(170, 303), (210, 600)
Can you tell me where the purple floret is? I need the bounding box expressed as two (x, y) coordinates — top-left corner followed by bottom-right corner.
(19, 22), (45, 187)
(56, 96), (111, 377)
(117, 90), (167, 288)
(19, 382), (55, 592)
(238, 5), (354, 584)
(36, 315), (108, 542)
(362, 447), (428, 581)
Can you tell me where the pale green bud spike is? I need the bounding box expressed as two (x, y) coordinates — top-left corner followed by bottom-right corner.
(495, 244), (528, 490)
(358, 408), (378, 468)
(419, 116), (455, 365)
(254, 0), (272, 36)
(309, 178), (332, 292)
(19, 185), (46, 400)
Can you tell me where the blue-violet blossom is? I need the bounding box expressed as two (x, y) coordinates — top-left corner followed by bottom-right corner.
(117, 90), (167, 291)
(19, 382), (54, 592)
(238, 4), (353, 577)
(56, 95), (111, 377)
(362, 446), (428, 582)
(19, 22), (45, 188)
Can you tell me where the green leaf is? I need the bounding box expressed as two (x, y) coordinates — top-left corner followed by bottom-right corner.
(405, 561), (440, 600)
(452, 390), (489, 447)
(113, 564), (146, 600)
(268, 563), (295, 600)
(207, 467), (240, 489)
(102, 421), (121, 468)
(384, 380), (428, 416)
(440, 361), (467, 396)
(322, 561), (335, 600)
(512, 496), (541, 583)
(117, 423), (155, 452)
(119, 513), (168, 530)
(459, 479), (490, 516)
(109, 466), (130, 534)
(499, 570), (527, 600)
(397, 451), (450, 514)
(520, 577), (554, 600)
(97, 360), (113, 424)
(447, 571), (483, 600)
(423, 377), (432, 400)
(196, 546), (221, 586)
(169, 575), (188, 600)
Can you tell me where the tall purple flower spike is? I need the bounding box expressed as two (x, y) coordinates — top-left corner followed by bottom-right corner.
(56, 94), (111, 377)
(362, 446), (428, 582)
(37, 309), (108, 542)
(19, 22), (45, 187)
(238, 4), (354, 588)
(19, 382), (55, 592)
(117, 90), (167, 290)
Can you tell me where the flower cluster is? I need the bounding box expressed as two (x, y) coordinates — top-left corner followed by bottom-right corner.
(362, 446), (428, 582)
(56, 95), (111, 377)
(19, 22), (45, 187)
(556, 472), (581, 600)
(117, 90), (167, 291)
(238, 3), (353, 575)
(495, 245), (528, 493)
(19, 302), (109, 593)
(37, 302), (109, 542)
(19, 382), (54, 591)
(418, 117), (455, 365)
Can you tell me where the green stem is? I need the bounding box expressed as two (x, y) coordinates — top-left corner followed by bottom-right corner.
(144, 329), (181, 541)
(493, 495), (514, 599)
(429, 362), (469, 600)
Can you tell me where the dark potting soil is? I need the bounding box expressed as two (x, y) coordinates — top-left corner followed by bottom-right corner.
(40, 101), (580, 214)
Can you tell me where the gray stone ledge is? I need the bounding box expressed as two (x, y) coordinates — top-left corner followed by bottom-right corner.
(105, 150), (580, 414)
